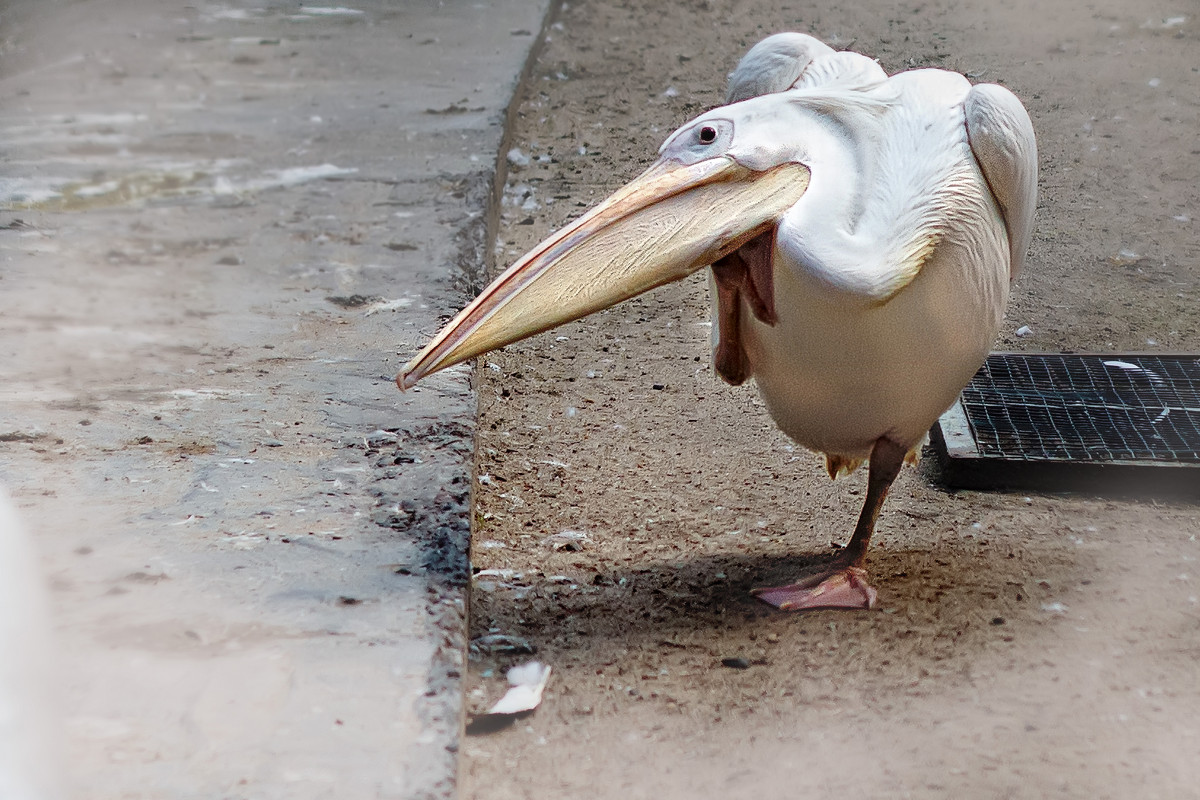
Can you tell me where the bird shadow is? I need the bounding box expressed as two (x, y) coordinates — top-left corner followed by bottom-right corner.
(466, 534), (1088, 688)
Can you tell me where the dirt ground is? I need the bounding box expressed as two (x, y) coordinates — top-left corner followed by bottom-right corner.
(458, 0), (1200, 798)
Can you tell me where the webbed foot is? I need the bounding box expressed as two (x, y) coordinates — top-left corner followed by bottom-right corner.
(751, 565), (877, 611)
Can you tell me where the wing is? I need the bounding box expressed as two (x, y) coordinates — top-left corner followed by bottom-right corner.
(965, 83), (1038, 281)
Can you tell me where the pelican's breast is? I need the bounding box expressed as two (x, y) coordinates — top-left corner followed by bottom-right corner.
(741, 169), (1010, 459)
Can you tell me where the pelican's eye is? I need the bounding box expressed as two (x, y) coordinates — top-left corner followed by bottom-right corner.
(660, 117), (732, 164)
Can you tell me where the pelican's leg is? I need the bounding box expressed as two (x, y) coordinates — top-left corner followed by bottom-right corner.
(752, 437), (908, 611)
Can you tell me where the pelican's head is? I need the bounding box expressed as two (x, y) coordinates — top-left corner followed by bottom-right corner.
(397, 97), (813, 390)
(655, 96), (821, 174)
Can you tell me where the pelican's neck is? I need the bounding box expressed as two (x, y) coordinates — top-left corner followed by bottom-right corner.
(776, 71), (978, 301)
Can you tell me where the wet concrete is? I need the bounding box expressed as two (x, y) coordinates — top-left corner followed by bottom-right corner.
(0, 1), (549, 797)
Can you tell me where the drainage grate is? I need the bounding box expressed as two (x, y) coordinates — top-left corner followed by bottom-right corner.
(933, 353), (1200, 494)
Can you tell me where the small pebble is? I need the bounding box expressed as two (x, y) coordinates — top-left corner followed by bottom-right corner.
(542, 530), (589, 551)
(470, 633), (536, 656)
(721, 657), (751, 670)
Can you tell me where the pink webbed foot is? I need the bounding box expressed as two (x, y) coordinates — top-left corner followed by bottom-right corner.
(751, 566), (878, 611)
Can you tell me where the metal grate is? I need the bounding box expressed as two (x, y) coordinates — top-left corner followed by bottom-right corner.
(958, 353), (1200, 463)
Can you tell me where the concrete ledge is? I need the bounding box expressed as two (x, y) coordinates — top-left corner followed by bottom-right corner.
(0, 1), (551, 797)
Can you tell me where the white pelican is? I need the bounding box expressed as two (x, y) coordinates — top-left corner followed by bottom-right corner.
(399, 33), (1037, 611)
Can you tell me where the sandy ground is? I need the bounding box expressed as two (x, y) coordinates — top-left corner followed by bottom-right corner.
(460, 1), (1200, 798)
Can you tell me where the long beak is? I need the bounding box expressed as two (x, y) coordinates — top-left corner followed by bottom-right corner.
(398, 156), (810, 390)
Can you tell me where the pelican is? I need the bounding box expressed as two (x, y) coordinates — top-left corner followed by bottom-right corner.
(399, 33), (1037, 611)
